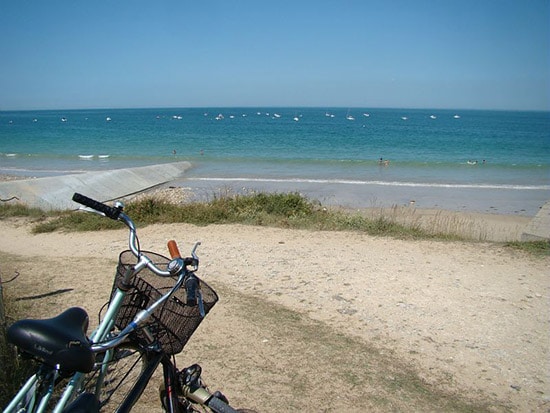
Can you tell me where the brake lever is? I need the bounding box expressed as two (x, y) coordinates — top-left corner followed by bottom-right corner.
(190, 242), (201, 271)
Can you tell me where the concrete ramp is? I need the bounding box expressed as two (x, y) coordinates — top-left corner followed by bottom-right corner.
(0, 161), (192, 210)
(521, 200), (550, 241)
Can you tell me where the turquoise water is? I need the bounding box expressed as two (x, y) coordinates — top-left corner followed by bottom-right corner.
(1, 108), (549, 190)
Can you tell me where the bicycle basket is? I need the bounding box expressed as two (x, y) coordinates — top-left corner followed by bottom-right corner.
(109, 250), (218, 355)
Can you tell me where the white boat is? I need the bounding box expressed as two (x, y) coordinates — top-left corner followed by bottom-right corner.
(61, 117), (67, 122)
(346, 115), (355, 121)
(363, 113), (370, 117)
(401, 116), (408, 120)
(430, 115), (437, 119)
(273, 113), (281, 118)
(453, 115), (461, 119)
(293, 116), (299, 122)
(106, 117), (112, 122)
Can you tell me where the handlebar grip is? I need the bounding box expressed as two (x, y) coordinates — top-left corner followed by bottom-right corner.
(167, 240), (181, 259)
(206, 396), (239, 413)
(185, 275), (199, 306)
(72, 193), (121, 220)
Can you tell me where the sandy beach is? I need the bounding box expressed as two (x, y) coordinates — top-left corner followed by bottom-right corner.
(1, 187), (548, 411)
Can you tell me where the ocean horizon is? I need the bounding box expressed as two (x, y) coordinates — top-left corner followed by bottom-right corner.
(1, 107), (549, 215)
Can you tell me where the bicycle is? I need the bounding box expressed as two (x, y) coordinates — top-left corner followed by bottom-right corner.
(3, 193), (255, 413)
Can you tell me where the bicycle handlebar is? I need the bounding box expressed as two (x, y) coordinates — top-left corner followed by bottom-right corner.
(72, 192), (207, 352)
(72, 192), (176, 278)
(167, 239), (181, 259)
(72, 192), (122, 220)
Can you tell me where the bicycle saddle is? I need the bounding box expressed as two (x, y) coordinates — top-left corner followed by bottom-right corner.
(7, 307), (95, 373)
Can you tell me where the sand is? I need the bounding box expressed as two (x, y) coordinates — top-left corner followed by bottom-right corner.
(1, 208), (548, 411)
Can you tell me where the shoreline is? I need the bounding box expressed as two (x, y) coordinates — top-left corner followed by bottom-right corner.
(135, 184), (533, 242)
(171, 176), (548, 217)
(1, 171), (546, 242)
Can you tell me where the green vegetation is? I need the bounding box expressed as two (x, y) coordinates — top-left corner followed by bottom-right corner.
(1, 192), (549, 255)
(0, 203), (51, 219)
(23, 193), (441, 239)
(504, 240), (550, 256)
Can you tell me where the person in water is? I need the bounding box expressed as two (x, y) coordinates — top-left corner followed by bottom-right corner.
(379, 157), (390, 166)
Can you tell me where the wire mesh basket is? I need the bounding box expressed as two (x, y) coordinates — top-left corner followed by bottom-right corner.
(110, 250), (218, 355)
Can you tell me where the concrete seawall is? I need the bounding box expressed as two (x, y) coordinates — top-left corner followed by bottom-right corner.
(0, 161), (192, 210)
(521, 200), (550, 241)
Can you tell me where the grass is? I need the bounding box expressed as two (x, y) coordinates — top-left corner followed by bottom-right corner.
(1, 191), (548, 254)
(0, 203), (51, 219)
(22, 193), (447, 240)
(504, 240), (550, 256)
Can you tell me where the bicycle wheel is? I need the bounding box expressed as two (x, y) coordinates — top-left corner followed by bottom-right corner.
(82, 343), (151, 412)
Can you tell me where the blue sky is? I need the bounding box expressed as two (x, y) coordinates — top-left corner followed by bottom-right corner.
(1, 1), (549, 111)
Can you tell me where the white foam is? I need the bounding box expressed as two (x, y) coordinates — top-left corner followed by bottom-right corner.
(190, 177), (550, 191)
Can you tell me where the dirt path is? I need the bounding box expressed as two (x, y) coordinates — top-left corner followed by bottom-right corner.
(1, 219), (548, 411)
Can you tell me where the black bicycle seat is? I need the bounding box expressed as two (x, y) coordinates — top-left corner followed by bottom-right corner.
(7, 307), (95, 373)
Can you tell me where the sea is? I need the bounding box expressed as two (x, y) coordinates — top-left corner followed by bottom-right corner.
(1, 108), (549, 215)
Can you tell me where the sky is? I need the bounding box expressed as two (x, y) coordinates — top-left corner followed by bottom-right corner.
(1, 0), (549, 111)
